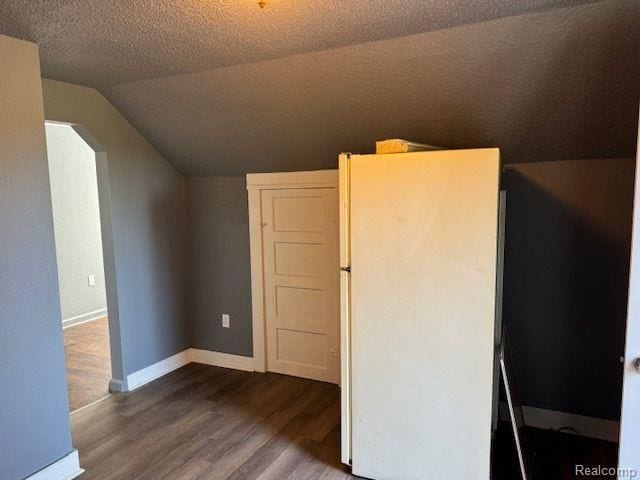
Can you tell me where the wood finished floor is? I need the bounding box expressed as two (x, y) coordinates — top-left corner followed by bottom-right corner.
(69, 362), (618, 480)
(64, 317), (112, 411)
(72, 363), (353, 480)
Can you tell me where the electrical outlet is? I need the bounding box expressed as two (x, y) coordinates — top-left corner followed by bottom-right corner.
(88, 274), (96, 287)
(222, 313), (230, 328)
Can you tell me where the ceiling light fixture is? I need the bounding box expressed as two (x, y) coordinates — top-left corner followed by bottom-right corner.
(258, 1), (266, 8)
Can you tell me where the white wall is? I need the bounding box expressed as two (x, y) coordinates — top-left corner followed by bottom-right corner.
(46, 123), (107, 325)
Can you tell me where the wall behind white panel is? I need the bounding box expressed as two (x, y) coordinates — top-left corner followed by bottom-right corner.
(46, 123), (107, 323)
(503, 158), (634, 421)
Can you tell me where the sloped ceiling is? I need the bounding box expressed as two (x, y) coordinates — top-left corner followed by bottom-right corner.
(1, 0), (638, 175)
(0, 0), (594, 86)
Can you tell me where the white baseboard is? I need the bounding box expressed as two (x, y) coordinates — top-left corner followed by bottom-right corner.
(189, 348), (254, 372)
(500, 402), (619, 442)
(126, 350), (191, 391)
(25, 449), (84, 480)
(62, 309), (108, 329)
(124, 349), (255, 392)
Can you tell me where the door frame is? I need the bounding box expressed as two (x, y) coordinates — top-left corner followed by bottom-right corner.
(246, 169), (339, 373)
(618, 110), (640, 474)
(44, 120), (126, 392)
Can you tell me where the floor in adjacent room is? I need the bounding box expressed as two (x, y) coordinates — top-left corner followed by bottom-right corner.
(70, 363), (619, 480)
(63, 316), (112, 411)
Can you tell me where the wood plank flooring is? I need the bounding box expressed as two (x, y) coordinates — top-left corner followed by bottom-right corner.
(63, 317), (111, 411)
(72, 363), (354, 480)
(70, 362), (619, 479)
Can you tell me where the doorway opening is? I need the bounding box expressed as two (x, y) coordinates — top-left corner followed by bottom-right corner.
(45, 121), (123, 411)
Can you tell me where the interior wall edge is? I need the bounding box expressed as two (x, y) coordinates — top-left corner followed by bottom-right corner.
(41, 78), (191, 378)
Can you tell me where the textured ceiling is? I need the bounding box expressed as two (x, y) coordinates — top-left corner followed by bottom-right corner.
(0, 0), (594, 87)
(101, 0), (640, 175)
(1, 0), (637, 176)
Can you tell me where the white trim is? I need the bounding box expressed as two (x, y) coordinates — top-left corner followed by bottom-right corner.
(126, 350), (191, 391)
(246, 169), (338, 190)
(619, 108), (640, 473)
(70, 394), (111, 415)
(189, 348), (254, 372)
(25, 450), (83, 480)
(248, 187), (267, 372)
(499, 403), (619, 442)
(62, 308), (107, 329)
(338, 153), (352, 464)
(124, 349), (256, 392)
(246, 169), (339, 374)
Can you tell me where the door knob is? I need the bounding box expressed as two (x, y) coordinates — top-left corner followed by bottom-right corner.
(633, 358), (640, 373)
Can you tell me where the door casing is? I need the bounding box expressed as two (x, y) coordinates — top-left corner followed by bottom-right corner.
(247, 170), (339, 379)
(618, 111), (640, 475)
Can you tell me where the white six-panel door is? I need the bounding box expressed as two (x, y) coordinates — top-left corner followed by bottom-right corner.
(260, 186), (340, 384)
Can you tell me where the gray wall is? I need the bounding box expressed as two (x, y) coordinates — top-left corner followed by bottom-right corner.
(503, 158), (634, 420)
(185, 159), (635, 422)
(186, 177), (253, 356)
(41, 79), (190, 378)
(46, 123), (107, 324)
(0, 34), (73, 480)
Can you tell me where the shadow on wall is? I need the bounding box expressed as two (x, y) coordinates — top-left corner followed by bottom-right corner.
(502, 158), (634, 421)
(139, 179), (190, 363)
(186, 177), (253, 357)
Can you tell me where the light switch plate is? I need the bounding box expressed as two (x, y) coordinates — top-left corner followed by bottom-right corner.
(222, 314), (230, 328)
(88, 274), (96, 287)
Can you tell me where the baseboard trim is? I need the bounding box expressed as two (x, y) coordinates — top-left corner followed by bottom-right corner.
(109, 355), (623, 444)
(499, 402), (619, 442)
(70, 394), (111, 416)
(126, 350), (191, 391)
(124, 349), (255, 392)
(108, 378), (127, 393)
(522, 405), (619, 443)
(25, 449), (84, 480)
(62, 309), (108, 329)
(189, 348), (254, 372)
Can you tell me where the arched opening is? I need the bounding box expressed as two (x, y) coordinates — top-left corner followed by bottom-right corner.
(45, 121), (125, 411)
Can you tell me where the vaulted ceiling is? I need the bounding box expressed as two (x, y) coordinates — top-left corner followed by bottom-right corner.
(1, 0), (638, 175)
